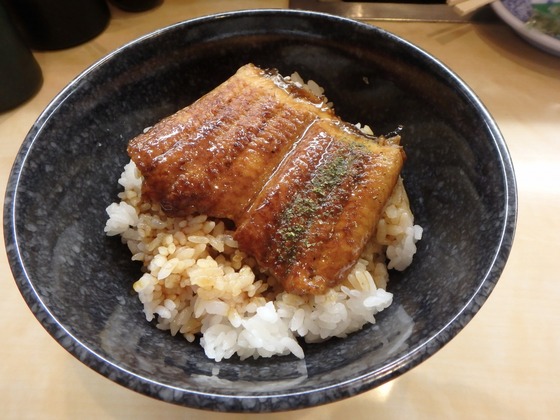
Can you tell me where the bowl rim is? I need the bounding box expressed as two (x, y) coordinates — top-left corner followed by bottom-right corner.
(3, 8), (517, 412)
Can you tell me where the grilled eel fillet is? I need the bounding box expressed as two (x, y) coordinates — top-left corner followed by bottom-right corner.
(127, 63), (334, 221)
(127, 63), (405, 295)
(234, 119), (404, 295)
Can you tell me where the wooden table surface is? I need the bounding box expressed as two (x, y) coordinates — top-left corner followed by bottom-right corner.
(1, 1), (559, 418)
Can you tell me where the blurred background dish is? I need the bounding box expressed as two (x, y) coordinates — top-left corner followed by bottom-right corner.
(492, 0), (560, 55)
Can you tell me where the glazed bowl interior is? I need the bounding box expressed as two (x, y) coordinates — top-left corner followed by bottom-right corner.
(4, 10), (516, 412)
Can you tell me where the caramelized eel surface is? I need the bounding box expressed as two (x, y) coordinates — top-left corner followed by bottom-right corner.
(128, 64), (404, 295)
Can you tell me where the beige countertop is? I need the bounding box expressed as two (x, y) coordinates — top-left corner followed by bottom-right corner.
(1, 1), (559, 418)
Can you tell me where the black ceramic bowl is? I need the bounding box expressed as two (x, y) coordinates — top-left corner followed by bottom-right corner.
(4, 10), (516, 412)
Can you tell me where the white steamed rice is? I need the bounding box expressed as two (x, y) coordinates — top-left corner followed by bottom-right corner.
(104, 160), (422, 361)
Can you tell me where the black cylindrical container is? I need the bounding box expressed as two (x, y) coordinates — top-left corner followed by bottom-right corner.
(0, 3), (42, 112)
(3, 0), (110, 50)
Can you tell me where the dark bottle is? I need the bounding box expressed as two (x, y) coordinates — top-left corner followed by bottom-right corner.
(109, 0), (163, 12)
(3, 0), (111, 50)
(0, 2), (42, 112)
